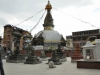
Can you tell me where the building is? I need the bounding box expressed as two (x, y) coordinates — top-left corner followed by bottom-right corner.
(66, 29), (100, 57)
(3, 24), (32, 54)
(66, 35), (73, 50)
(72, 29), (100, 48)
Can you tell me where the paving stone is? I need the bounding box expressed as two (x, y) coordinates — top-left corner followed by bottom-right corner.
(2, 57), (100, 75)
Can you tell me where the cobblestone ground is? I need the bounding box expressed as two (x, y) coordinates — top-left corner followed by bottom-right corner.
(3, 57), (100, 75)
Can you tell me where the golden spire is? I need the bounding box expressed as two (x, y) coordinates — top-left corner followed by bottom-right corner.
(45, 0), (52, 9)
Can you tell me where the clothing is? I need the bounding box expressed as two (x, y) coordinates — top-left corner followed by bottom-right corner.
(0, 45), (5, 75)
(0, 60), (5, 75)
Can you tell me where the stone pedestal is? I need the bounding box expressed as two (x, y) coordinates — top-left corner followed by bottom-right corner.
(24, 56), (41, 64)
(34, 50), (41, 57)
(47, 50), (62, 65)
(20, 50), (26, 55)
(48, 58), (61, 65)
(40, 55), (47, 61)
(40, 50), (47, 61)
(46, 52), (52, 57)
(24, 44), (42, 64)
(77, 59), (100, 69)
(6, 46), (25, 63)
(56, 52), (66, 62)
(71, 43), (83, 62)
(6, 54), (25, 63)
(56, 44), (66, 62)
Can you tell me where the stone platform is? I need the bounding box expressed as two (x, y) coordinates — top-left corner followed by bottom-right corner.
(71, 57), (83, 62)
(48, 58), (62, 65)
(24, 56), (42, 64)
(3, 57), (100, 75)
(77, 59), (100, 69)
(6, 54), (25, 63)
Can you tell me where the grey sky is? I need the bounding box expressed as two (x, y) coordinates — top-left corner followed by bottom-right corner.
(0, 0), (100, 38)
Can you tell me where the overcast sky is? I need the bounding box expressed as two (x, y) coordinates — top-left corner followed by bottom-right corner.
(0, 0), (100, 39)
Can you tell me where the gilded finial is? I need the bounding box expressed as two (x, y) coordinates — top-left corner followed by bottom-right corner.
(45, 0), (52, 9)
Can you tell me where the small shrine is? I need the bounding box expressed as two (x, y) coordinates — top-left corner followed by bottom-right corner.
(56, 43), (66, 62)
(40, 50), (47, 61)
(24, 44), (42, 64)
(47, 50), (62, 65)
(71, 43), (83, 62)
(6, 44), (25, 63)
(77, 39), (100, 69)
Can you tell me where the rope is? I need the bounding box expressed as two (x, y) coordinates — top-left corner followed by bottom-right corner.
(53, 7), (100, 29)
(30, 10), (46, 32)
(0, 9), (45, 36)
(15, 9), (44, 26)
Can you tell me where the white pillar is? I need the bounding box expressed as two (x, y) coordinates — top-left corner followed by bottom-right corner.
(95, 39), (100, 59)
(11, 42), (14, 55)
(83, 48), (87, 60)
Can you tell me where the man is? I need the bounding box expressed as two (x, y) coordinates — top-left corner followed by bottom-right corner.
(0, 44), (5, 75)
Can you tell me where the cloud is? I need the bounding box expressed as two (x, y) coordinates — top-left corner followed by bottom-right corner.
(0, 17), (8, 26)
(0, 0), (93, 14)
(93, 8), (100, 12)
(0, 0), (99, 38)
(52, 0), (93, 8)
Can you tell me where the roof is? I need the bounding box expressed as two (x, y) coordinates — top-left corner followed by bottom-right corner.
(34, 30), (63, 43)
(82, 41), (95, 48)
(72, 29), (100, 33)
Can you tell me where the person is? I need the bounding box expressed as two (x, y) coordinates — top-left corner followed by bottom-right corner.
(0, 44), (5, 75)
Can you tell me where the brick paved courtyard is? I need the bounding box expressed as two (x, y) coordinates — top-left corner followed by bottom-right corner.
(3, 57), (100, 75)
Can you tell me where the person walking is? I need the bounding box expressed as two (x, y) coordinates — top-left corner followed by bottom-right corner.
(0, 44), (5, 75)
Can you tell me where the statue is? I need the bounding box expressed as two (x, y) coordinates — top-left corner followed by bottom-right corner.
(47, 50), (62, 65)
(26, 44), (35, 56)
(24, 44), (42, 64)
(56, 43), (66, 62)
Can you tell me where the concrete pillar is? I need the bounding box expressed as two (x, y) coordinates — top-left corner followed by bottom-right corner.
(11, 42), (14, 55)
(95, 39), (100, 59)
(83, 49), (87, 60)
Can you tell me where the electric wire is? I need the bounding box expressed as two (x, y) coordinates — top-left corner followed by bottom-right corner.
(30, 10), (46, 32)
(0, 9), (45, 36)
(15, 9), (44, 26)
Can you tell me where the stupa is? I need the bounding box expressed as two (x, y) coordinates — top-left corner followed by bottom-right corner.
(71, 43), (83, 62)
(31, 1), (66, 56)
(24, 44), (42, 64)
(48, 50), (62, 65)
(56, 43), (66, 62)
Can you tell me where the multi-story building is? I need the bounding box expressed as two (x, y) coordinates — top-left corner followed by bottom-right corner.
(66, 29), (100, 57)
(3, 24), (32, 53)
(66, 35), (73, 50)
(72, 29), (100, 48)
